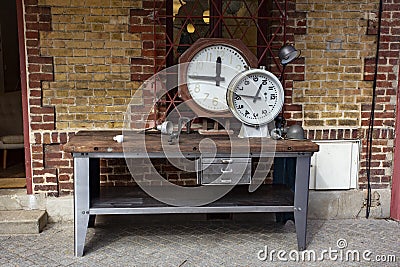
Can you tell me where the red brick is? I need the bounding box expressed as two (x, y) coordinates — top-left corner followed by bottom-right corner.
(39, 14), (51, 22)
(30, 106), (54, 114)
(58, 167), (73, 175)
(59, 183), (74, 191)
(31, 116), (42, 123)
(26, 40), (38, 47)
(29, 99), (41, 106)
(130, 9), (150, 16)
(43, 115), (55, 122)
(131, 57), (154, 65)
(28, 56), (52, 64)
(31, 123), (55, 131)
(34, 185), (58, 192)
(29, 73), (53, 81)
(46, 176), (57, 183)
(130, 25), (153, 33)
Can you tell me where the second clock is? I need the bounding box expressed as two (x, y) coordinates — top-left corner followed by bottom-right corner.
(179, 38), (258, 116)
(226, 66), (284, 138)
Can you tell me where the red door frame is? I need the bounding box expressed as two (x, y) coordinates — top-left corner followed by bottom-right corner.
(391, 64), (400, 221)
(16, 0), (33, 194)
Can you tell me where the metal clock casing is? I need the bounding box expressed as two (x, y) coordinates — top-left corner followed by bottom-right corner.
(178, 38), (258, 116)
(226, 67), (284, 127)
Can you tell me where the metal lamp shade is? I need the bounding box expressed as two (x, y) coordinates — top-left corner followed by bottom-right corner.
(286, 124), (305, 140)
(279, 45), (300, 65)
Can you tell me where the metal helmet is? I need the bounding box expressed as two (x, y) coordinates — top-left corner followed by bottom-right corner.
(286, 124), (305, 140)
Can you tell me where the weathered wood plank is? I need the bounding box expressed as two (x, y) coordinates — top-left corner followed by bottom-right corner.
(63, 131), (319, 154)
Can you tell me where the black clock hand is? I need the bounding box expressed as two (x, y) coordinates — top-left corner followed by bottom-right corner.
(188, 57), (225, 84)
(253, 83), (263, 103)
(216, 56), (222, 86)
(235, 93), (261, 100)
(188, 75), (226, 82)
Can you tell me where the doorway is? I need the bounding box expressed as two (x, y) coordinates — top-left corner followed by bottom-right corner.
(0, 0), (25, 189)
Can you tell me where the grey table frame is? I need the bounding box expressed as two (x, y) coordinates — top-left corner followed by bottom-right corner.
(73, 151), (312, 257)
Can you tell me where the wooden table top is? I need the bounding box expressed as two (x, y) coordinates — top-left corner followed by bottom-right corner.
(63, 131), (319, 154)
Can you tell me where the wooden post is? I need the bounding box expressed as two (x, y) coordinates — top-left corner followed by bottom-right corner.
(390, 64), (400, 221)
(2, 149), (7, 169)
(16, 0), (33, 194)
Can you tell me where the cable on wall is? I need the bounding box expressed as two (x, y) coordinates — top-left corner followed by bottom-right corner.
(366, 0), (383, 219)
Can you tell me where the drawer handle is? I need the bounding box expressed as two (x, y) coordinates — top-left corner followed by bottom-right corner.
(220, 179), (232, 183)
(221, 168), (233, 173)
(221, 159), (233, 163)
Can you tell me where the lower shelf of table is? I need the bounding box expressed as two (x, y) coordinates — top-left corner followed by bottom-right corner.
(90, 184), (295, 215)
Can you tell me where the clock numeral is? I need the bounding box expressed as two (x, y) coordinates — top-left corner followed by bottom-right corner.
(268, 86), (274, 90)
(262, 79), (268, 85)
(194, 84), (201, 93)
(262, 109), (268, 115)
(253, 113), (259, 118)
(237, 104), (244, 109)
(204, 93), (209, 101)
(234, 95), (241, 100)
(216, 50), (225, 59)
(238, 86), (244, 91)
(253, 77), (258, 82)
(236, 65), (242, 71)
(212, 97), (219, 106)
(245, 110), (250, 116)
(244, 80), (250, 85)
(270, 94), (276, 100)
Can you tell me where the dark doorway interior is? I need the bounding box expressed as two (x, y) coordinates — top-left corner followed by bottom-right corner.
(0, 0), (25, 189)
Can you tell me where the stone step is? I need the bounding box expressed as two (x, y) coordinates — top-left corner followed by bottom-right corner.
(0, 210), (47, 234)
(0, 189), (46, 210)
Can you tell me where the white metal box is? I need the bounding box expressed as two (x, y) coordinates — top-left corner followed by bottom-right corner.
(309, 140), (360, 190)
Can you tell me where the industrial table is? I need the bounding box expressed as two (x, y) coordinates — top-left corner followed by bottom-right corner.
(64, 131), (319, 256)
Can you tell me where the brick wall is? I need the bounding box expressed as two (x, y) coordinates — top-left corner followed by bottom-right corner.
(25, 0), (146, 195)
(23, 0), (398, 194)
(293, 0), (397, 189)
(38, 0), (142, 130)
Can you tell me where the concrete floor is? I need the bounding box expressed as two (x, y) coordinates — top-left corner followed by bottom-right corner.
(0, 217), (398, 266)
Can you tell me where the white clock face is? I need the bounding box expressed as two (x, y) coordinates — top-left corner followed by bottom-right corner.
(186, 45), (249, 112)
(227, 69), (284, 126)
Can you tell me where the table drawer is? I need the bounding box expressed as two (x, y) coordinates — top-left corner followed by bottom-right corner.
(198, 158), (251, 185)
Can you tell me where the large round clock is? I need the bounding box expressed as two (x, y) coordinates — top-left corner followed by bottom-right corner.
(179, 38), (257, 116)
(226, 66), (284, 138)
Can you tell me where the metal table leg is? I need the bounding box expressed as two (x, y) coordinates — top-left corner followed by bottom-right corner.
(74, 156), (90, 257)
(294, 156), (311, 251)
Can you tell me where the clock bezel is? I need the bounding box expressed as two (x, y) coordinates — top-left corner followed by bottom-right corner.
(226, 68), (284, 127)
(178, 38), (258, 117)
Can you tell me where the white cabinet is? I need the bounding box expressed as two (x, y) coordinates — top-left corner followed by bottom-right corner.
(309, 140), (360, 190)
